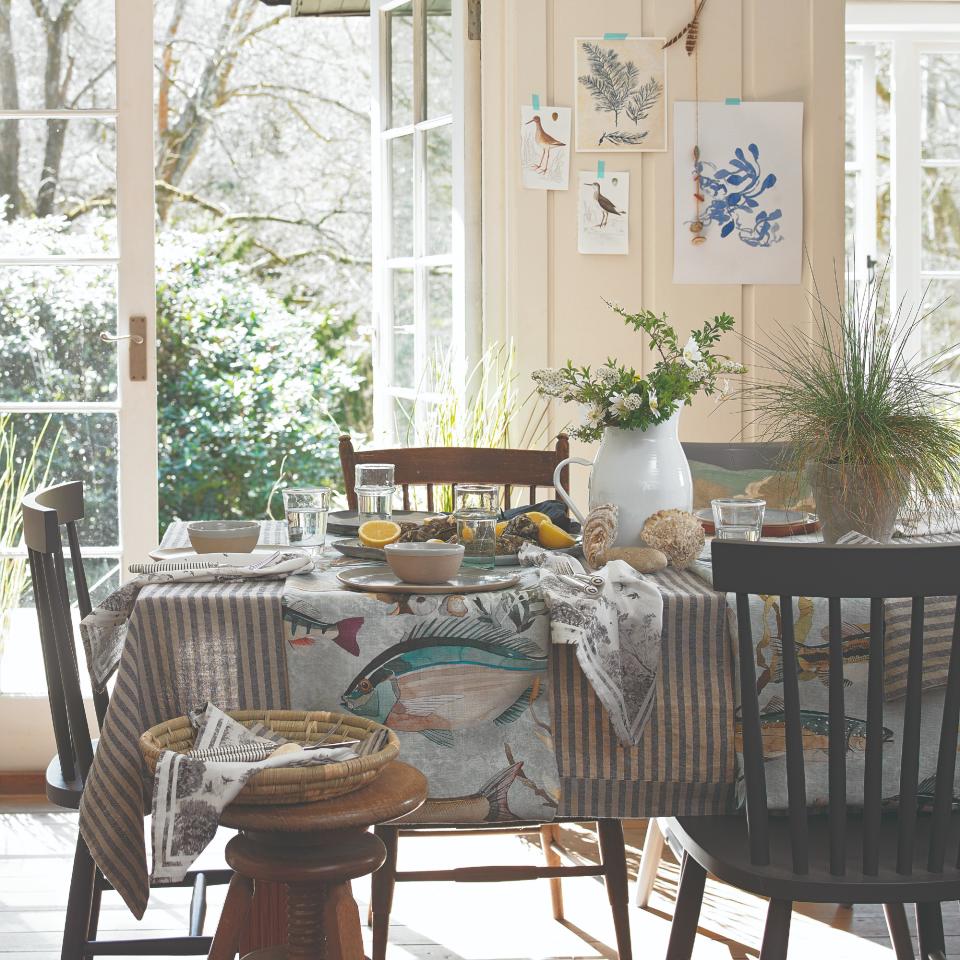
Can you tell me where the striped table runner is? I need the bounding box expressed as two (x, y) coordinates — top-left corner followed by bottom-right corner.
(78, 579), (288, 920)
(552, 566), (737, 818)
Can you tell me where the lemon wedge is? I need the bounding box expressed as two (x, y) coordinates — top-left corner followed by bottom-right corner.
(358, 519), (402, 547)
(537, 521), (576, 550)
(495, 520), (509, 537)
(523, 511), (551, 526)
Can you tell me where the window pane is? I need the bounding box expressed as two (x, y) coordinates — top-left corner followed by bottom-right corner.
(392, 329), (416, 389)
(427, 265), (451, 388)
(920, 278), (960, 381)
(391, 268), (414, 326)
(921, 52), (960, 161)
(845, 54), (859, 164)
(426, 1), (453, 119)
(387, 2), (414, 128)
(0, 558), (118, 695)
(392, 395), (415, 444)
(0, 265), (118, 402)
(390, 134), (414, 257)
(4, 0), (115, 110)
(845, 170), (857, 255)
(922, 166), (960, 271)
(10, 412), (118, 546)
(0, 118), (117, 253)
(426, 122), (452, 255)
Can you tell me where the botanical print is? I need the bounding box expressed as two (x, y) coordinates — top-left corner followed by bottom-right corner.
(575, 37), (666, 152)
(673, 101), (803, 284)
(521, 105), (571, 190)
(577, 171), (629, 255)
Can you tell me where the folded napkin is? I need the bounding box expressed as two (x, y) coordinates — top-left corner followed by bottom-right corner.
(151, 703), (360, 884)
(80, 551), (314, 691)
(519, 542), (663, 747)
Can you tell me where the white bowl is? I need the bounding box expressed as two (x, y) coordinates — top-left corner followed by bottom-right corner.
(187, 520), (260, 554)
(384, 542), (464, 584)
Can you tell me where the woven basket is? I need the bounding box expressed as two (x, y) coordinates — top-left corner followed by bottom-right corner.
(139, 709), (399, 806)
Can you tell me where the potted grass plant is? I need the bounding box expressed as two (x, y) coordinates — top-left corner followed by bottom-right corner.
(745, 277), (960, 542)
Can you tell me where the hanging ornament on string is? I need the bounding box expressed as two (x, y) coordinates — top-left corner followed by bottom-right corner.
(664, 0), (709, 244)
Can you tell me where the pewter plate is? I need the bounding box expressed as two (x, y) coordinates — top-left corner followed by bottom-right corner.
(332, 537), (583, 567)
(336, 565), (521, 595)
(326, 510), (435, 536)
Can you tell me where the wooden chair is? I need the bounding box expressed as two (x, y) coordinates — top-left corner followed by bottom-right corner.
(338, 433), (570, 511)
(22, 481), (232, 960)
(337, 437), (631, 960)
(665, 539), (960, 960)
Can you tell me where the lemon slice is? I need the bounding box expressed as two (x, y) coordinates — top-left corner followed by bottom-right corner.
(537, 521), (576, 550)
(358, 519), (402, 547)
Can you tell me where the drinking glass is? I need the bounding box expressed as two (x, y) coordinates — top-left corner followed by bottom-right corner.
(283, 487), (330, 552)
(454, 483), (498, 569)
(711, 498), (766, 541)
(355, 463), (396, 525)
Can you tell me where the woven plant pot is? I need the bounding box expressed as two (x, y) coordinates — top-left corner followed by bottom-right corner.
(140, 709), (399, 806)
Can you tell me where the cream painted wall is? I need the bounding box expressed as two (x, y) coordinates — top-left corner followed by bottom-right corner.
(480, 0), (845, 491)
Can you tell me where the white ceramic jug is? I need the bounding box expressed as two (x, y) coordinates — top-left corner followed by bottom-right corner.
(553, 411), (693, 547)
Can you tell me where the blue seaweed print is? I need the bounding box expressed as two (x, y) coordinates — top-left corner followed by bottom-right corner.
(695, 142), (783, 248)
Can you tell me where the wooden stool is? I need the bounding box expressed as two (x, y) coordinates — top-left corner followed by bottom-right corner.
(209, 761), (427, 960)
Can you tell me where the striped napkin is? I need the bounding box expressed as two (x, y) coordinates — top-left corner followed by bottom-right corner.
(151, 703), (359, 885)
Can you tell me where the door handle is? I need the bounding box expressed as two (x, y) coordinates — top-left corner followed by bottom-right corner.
(101, 316), (148, 381)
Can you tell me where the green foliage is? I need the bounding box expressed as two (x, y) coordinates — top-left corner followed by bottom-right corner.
(533, 304), (743, 442)
(156, 231), (370, 527)
(744, 274), (960, 521)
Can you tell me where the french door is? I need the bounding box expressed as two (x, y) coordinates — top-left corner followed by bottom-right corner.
(0, 0), (156, 713)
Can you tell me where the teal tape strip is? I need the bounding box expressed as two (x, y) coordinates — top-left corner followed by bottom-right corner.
(604, 32), (628, 39)
(725, 97), (741, 105)
(532, 93), (540, 111)
(597, 159), (606, 179)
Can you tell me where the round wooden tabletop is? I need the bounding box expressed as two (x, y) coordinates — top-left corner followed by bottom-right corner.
(219, 760), (427, 833)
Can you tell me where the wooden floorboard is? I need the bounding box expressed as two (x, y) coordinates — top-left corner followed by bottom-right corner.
(0, 802), (943, 958)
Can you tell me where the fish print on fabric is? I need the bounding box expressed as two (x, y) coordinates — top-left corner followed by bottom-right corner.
(411, 762), (524, 823)
(283, 606), (364, 656)
(755, 595), (870, 692)
(340, 617), (547, 748)
(735, 695), (894, 762)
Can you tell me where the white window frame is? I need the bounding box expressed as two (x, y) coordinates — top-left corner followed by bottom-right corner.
(370, 0), (480, 445)
(0, 0), (155, 754)
(848, 2), (960, 355)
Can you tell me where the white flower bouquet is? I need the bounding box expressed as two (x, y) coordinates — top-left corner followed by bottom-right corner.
(532, 303), (745, 442)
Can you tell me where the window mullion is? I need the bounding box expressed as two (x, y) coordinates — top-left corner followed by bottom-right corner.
(412, 0), (428, 437)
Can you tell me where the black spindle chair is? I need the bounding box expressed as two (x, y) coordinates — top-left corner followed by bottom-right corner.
(22, 482), (232, 960)
(665, 540), (960, 960)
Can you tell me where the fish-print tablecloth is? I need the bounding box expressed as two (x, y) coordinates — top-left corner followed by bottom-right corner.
(79, 522), (739, 918)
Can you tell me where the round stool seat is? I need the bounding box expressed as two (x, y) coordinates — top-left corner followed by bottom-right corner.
(209, 761), (427, 960)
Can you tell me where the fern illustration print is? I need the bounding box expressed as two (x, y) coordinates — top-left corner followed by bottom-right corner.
(575, 37), (667, 152)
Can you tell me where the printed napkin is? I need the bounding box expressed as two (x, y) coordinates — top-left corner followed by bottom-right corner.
(519, 544), (663, 747)
(151, 703), (360, 884)
(80, 551), (314, 691)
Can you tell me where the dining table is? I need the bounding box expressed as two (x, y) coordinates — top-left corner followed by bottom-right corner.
(78, 520), (738, 922)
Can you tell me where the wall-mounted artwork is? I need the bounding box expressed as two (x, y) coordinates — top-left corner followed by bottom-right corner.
(673, 101), (803, 285)
(578, 171), (629, 255)
(520, 105), (571, 190)
(575, 37), (666, 152)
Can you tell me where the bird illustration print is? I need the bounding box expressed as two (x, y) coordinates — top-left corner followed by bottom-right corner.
(339, 617), (546, 747)
(587, 181), (625, 228)
(525, 114), (566, 173)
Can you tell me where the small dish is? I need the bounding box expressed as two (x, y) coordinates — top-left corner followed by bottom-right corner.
(187, 520), (260, 554)
(384, 542), (464, 584)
